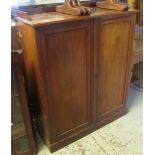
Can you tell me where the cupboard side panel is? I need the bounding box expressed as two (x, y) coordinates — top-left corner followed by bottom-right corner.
(19, 24), (51, 146)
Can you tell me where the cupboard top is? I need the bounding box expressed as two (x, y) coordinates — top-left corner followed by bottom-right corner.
(16, 7), (137, 27)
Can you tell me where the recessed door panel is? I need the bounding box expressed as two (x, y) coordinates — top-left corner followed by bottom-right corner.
(37, 21), (93, 140)
(96, 18), (131, 120)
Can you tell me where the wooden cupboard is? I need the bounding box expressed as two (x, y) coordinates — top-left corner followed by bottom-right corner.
(16, 8), (136, 152)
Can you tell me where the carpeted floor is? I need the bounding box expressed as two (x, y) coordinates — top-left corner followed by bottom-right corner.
(37, 87), (143, 155)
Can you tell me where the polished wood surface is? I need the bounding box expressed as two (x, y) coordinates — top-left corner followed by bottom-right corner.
(95, 17), (135, 122)
(35, 20), (93, 141)
(16, 8), (136, 27)
(17, 8), (136, 152)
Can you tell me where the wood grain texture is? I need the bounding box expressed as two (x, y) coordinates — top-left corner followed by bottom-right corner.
(17, 8), (136, 152)
(45, 29), (89, 135)
(18, 24), (52, 146)
(96, 18), (131, 120)
(35, 20), (94, 141)
(15, 8), (137, 27)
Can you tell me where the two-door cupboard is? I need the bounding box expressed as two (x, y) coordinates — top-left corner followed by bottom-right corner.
(17, 8), (136, 152)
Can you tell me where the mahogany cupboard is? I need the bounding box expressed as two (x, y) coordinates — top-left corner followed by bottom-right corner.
(16, 8), (136, 152)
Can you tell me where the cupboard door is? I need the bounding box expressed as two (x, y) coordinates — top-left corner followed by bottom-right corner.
(36, 20), (93, 141)
(95, 17), (134, 122)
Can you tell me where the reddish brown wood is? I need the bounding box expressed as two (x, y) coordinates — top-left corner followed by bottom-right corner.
(94, 15), (135, 123)
(17, 8), (136, 152)
(37, 21), (93, 138)
(15, 8), (137, 27)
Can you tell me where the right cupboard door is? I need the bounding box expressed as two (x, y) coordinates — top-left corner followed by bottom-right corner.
(95, 16), (135, 123)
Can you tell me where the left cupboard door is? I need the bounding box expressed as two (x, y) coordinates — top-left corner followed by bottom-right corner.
(35, 20), (94, 143)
